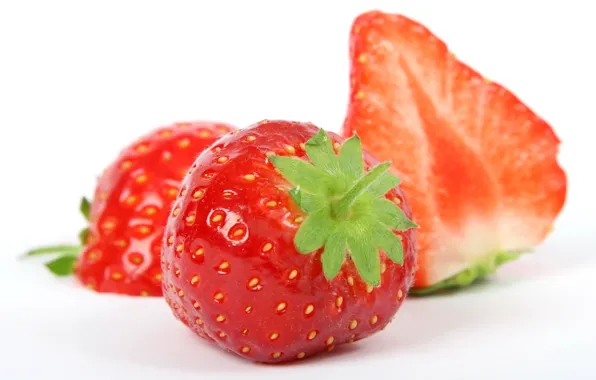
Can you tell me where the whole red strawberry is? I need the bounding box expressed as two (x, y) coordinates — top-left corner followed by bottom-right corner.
(161, 120), (417, 363)
(343, 11), (567, 294)
(24, 121), (235, 296)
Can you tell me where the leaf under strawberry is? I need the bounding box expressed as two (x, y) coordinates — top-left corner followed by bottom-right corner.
(342, 11), (567, 294)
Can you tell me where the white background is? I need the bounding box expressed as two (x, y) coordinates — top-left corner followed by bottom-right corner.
(1, 1), (595, 379)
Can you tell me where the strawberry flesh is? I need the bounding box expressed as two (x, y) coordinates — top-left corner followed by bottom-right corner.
(343, 11), (567, 292)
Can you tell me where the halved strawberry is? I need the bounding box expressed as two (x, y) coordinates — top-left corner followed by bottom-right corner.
(343, 11), (567, 294)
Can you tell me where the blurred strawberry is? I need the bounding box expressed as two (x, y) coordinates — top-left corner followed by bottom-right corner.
(23, 121), (235, 296)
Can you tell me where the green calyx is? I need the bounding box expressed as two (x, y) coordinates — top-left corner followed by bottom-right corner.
(409, 250), (524, 296)
(21, 197), (91, 276)
(270, 129), (418, 286)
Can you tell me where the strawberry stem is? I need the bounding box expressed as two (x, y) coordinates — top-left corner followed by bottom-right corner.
(270, 128), (418, 285)
(20, 196), (91, 276)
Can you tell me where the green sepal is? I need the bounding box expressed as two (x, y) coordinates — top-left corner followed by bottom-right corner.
(78, 228), (90, 245)
(409, 250), (524, 296)
(45, 254), (78, 276)
(346, 221), (381, 286)
(22, 244), (80, 258)
(333, 161), (391, 219)
(80, 197), (91, 220)
(270, 128), (417, 286)
(305, 129), (341, 175)
(321, 226), (348, 280)
(338, 134), (363, 181)
(269, 156), (330, 194)
(294, 207), (334, 253)
(372, 198), (419, 230)
(289, 187), (327, 213)
(372, 222), (404, 264)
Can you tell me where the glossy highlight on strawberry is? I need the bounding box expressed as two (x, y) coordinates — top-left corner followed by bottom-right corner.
(24, 121), (236, 296)
(161, 120), (417, 363)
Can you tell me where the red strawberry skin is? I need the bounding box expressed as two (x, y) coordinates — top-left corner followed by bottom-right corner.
(76, 121), (235, 296)
(161, 120), (417, 363)
(343, 11), (567, 291)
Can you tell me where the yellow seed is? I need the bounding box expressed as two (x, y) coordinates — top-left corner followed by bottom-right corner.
(269, 332), (279, 340)
(242, 328), (249, 335)
(284, 145), (296, 155)
(397, 289), (403, 300)
(294, 216), (304, 224)
(140, 291), (149, 296)
(193, 190), (204, 199)
(349, 320), (358, 330)
(173, 208), (180, 217)
(333, 142), (341, 151)
(326, 336), (334, 345)
(265, 200), (277, 208)
(199, 130), (212, 138)
(288, 269), (298, 280)
(248, 277), (259, 288)
(195, 247), (204, 256)
(336, 296), (343, 308)
(366, 284), (374, 294)
(138, 226), (150, 235)
(297, 352), (306, 359)
(218, 331), (226, 338)
(358, 53), (367, 63)
(125, 196), (137, 205)
(111, 272), (123, 280)
(244, 306), (252, 313)
(136, 144), (149, 153)
(217, 156), (228, 163)
(307, 330), (317, 340)
(167, 236), (174, 245)
(177, 289), (184, 297)
(327, 345), (335, 352)
(214, 292), (224, 301)
(178, 138), (190, 148)
(154, 273), (162, 281)
(304, 304), (314, 315)
(121, 160), (133, 169)
(370, 315), (378, 325)
(216, 315), (225, 322)
(186, 215), (196, 223)
(219, 261), (230, 270)
(191, 275), (200, 285)
(241, 346), (251, 353)
(232, 229), (244, 237)
(381, 262), (387, 274)
(176, 244), (184, 253)
(135, 174), (148, 184)
(160, 129), (172, 137)
(195, 318), (203, 325)
(193, 301), (200, 309)
(392, 197), (401, 205)
(212, 214), (223, 223)
(145, 207), (157, 216)
(246, 135), (256, 142)
(276, 302), (287, 312)
(262, 243), (273, 253)
(355, 90), (365, 99)
(243, 174), (256, 181)
(299, 143), (306, 151)
(272, 352), (281, 359)
(347, 276), (355, 286)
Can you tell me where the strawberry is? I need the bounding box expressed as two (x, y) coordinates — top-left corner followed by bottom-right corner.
(23, 121), (235, 296)
(342, 11), (567, 294)
(161, 120), (417, 363)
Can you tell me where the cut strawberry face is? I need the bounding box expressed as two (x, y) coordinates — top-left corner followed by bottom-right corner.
(343, 11), (567, 294)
